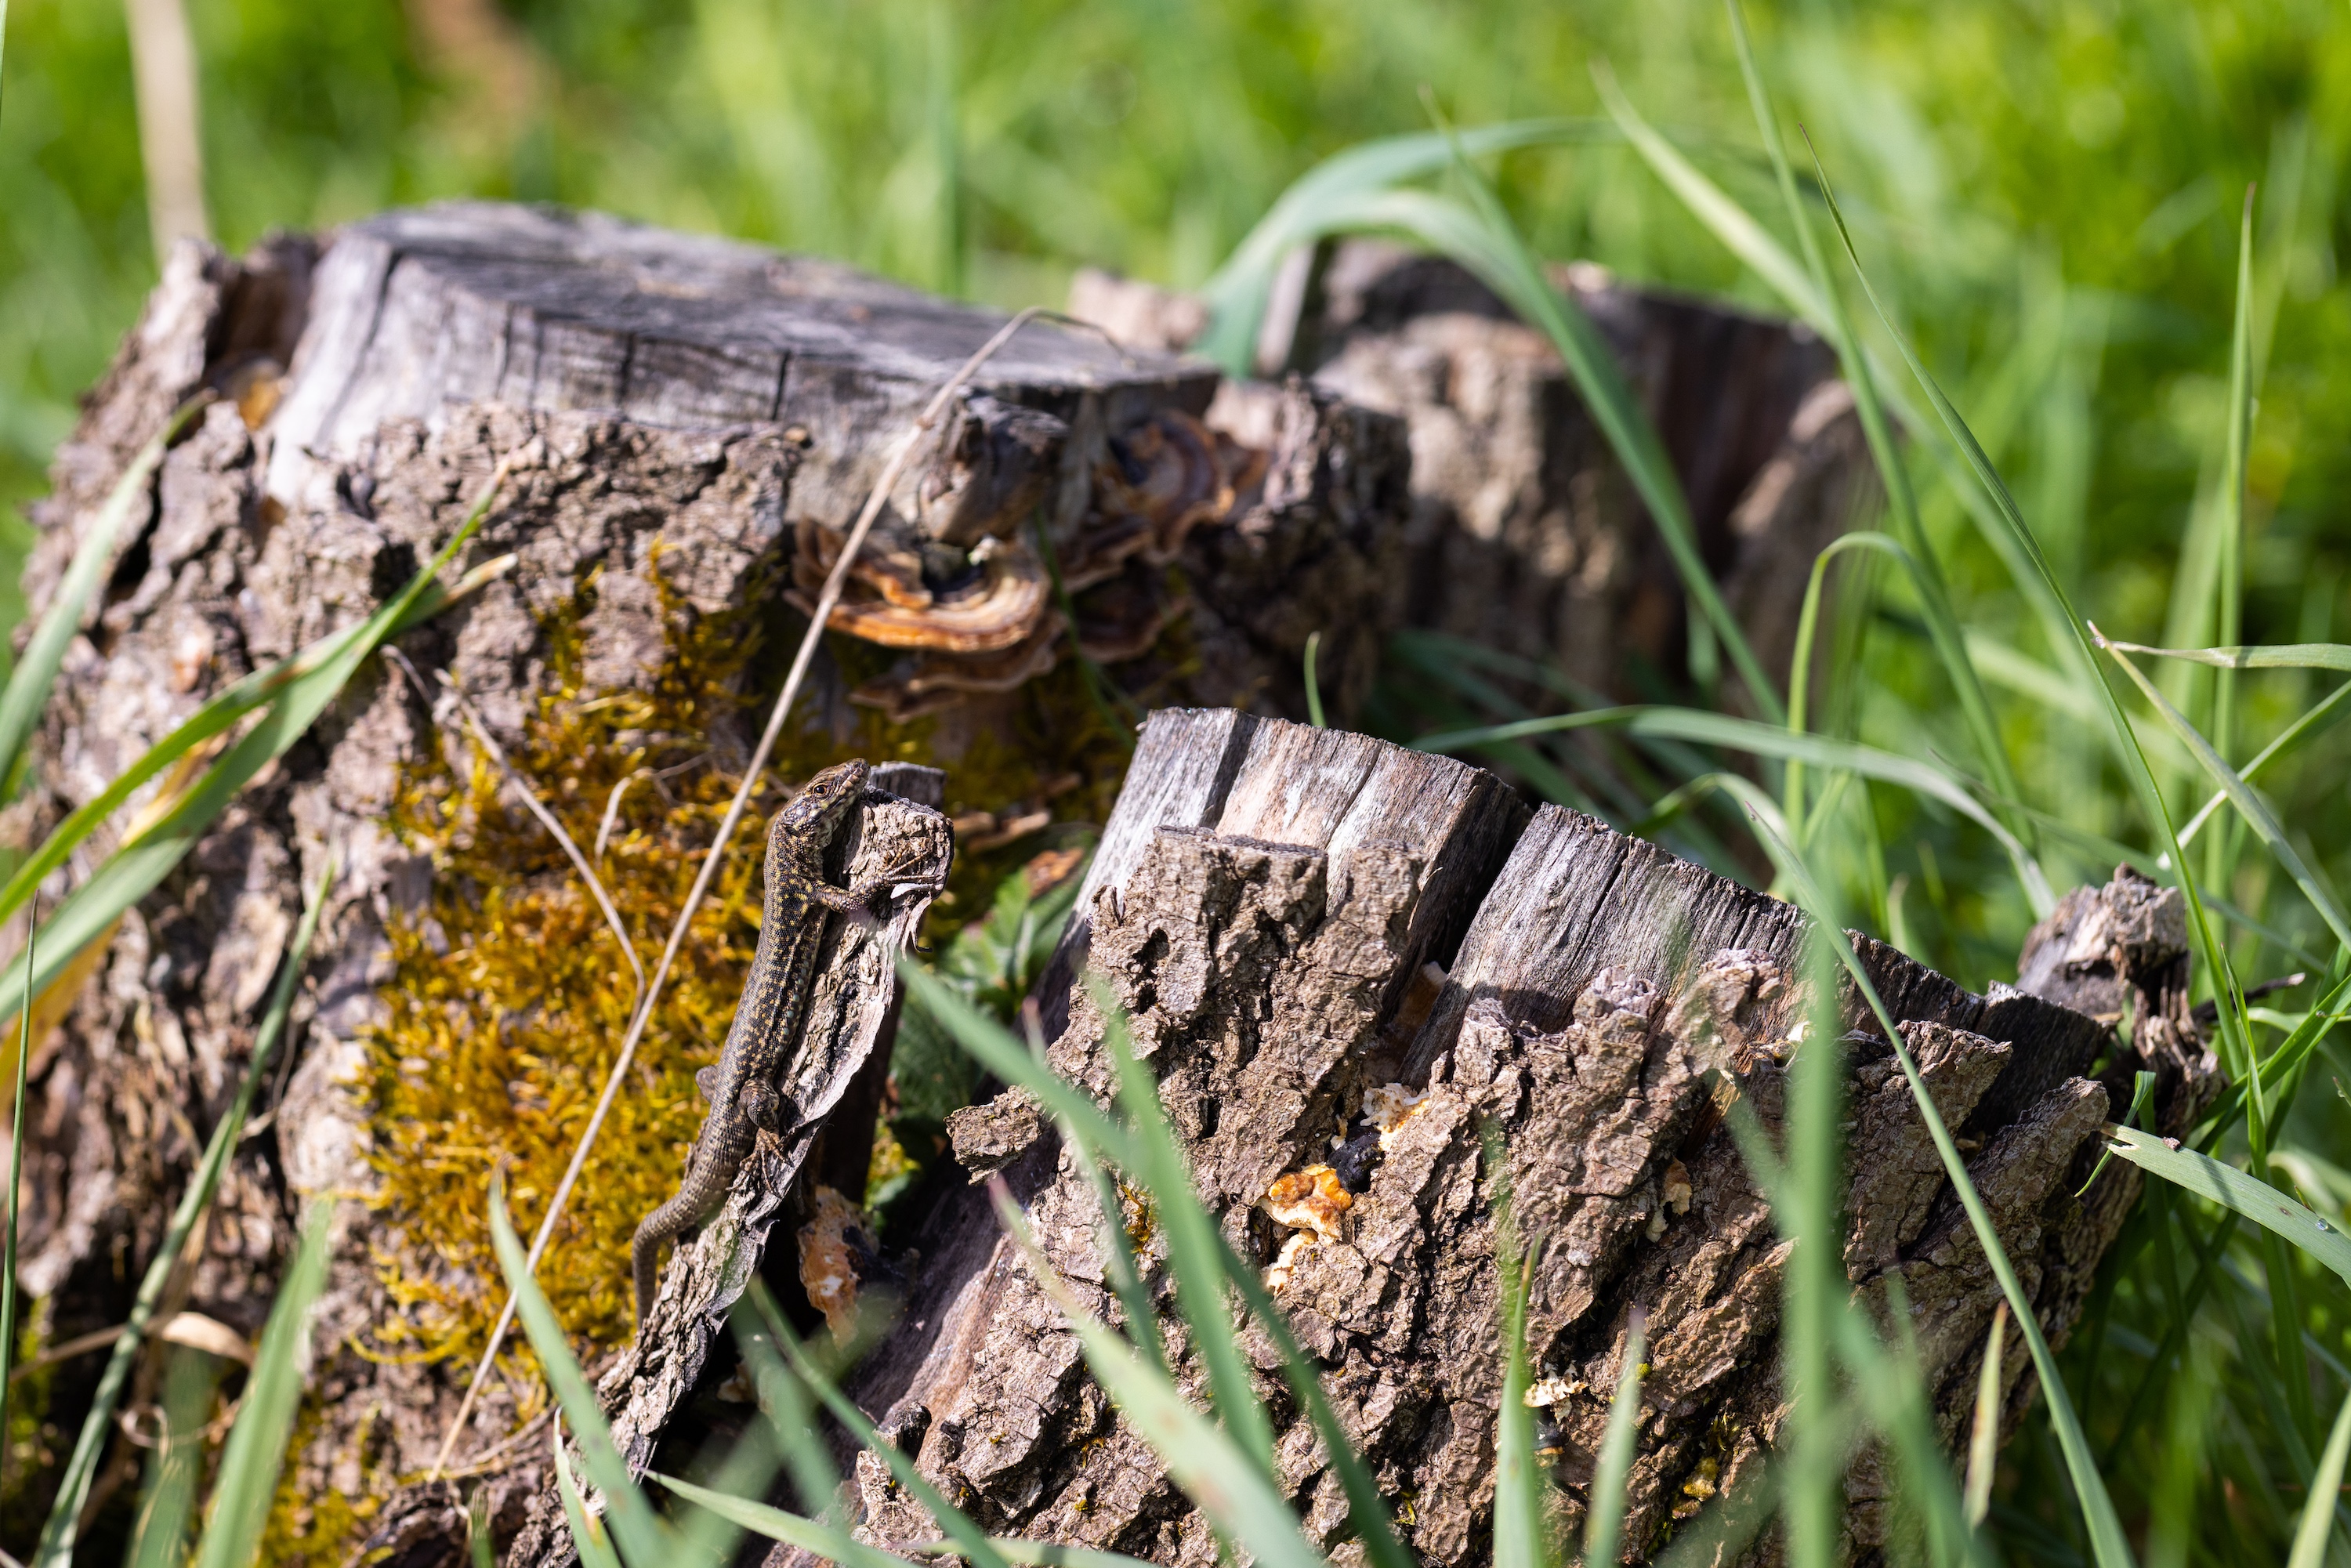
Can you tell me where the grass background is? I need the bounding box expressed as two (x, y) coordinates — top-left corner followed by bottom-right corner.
(8, 0), (2351, 1560)
(8, 0), (2351, 985)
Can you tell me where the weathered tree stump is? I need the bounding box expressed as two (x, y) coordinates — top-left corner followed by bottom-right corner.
(16, 197), (1896, 1566)
(1070, 239), (1874, 704)
(835, 712), (2212, 1565)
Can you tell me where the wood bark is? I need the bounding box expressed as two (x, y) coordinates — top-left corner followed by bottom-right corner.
(16, 201), (1900, 1566)
(831, 714), (2213, 1566)
(1070, 240), (1875, 705)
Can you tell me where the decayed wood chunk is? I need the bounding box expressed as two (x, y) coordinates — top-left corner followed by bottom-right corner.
(834, 715), (2209, 1567)
(1068, 240), (1876, 708)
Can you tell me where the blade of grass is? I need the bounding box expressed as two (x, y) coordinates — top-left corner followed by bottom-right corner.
(0, 395), (210, 797)
(486, 1173), (672, 1568)
(2101, 1125), (2351, 1289)
(0, 462), (510, 1034)
(904, 961), (1413, 1568)
(0, 547), (512, 943)
(1720, 774), (2138, 1568)
(32, 854), (335, 1568)
(125, 1344), (224, 1568)
(2181, 678), (2351, 847)
(1094, 987), (1275, 1474)
(1303, 631), (1326, 729)
(1406, 135), (1783, 722)
(2212, 190), (2256, 824)
(2104, 641), (2351, 673)
(1784, 532), (1909, 835)
(2288, 1379), (2351, 1568)
(1194, 119), (1614, 372)
(1583, 1311), (1648, 1568)
(1806, 135), (2260, 1193)
(0, 903), (31, 1460)
(989, 1182), (1325, 1568)
(2097, 639), (2351, 952)
(1606, 30), (2025, 832)
(1490, 1166), (1544, 1568)
(556, 1425), (628, 1568)
(732, 1304), (845, 1525)
(187, 1197), (333, 1568)
(1963, 1304), (2009, 1527)
(656, 1471), (1158, 1568)
(1415, 703), (2053, 913)
(748, 1282), (1012, 1568)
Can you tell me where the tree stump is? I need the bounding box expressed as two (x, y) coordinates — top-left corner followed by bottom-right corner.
(16, 199), (1894, 1566)
(836, 712), (2213, 1566)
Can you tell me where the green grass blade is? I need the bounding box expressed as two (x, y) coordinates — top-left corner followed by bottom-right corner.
(1393, 161), (1784, 724)
(751, 1284), (1012, 1568)
(1415, 704), (2053, 914)
(1491, 1185), (1544, 1568)
(2213, 190), (2256, 795)
(2099, 641), (2351, 952)
(0, 907), (31, 1459)
(2103, 640), (2351, 673)
(33, 856), (335, 1568)
(0, 548), (511, 940)
(487, 1174), (672, 1568)
(125, 1345), (226, 1568)
(189, 1197), (333, 1568)
(2102, 1125), (2351, 1290)
(1607, 16), (2027, 830)
(1067, 1111), (1170, 1381)
(1590, 59), (1827, 324)
(896, 961), (1134, 1163)
(2197, 961), (2351, 1146)
(657, 1472), (1170, 1568)
(907, 962), (1414, 1568)
(1208, 1233), (1415, 1568)
(1228, 171), (1780, 722)
(1582, 1313), (1648, 1568)
(1962, 1305), (2008, 1527)
(0, 396), (209, 798)
(1806, 139), (2259, 1147)
(2180, 678), (2351, 846)
(1829, 1305), (1985, 1568)
(732, 1299), (844, 1526)
(1715, 0), (2023, 829)
(2288, 1379), (2351, 1568)
(0, 473), (505, 1030)
(989, 1186), (1325, 1568)
(1095, 988), (1275, 1475)
(1721, 775), (2139, 1568)
(650, 1472), (909, 1568)
(1194, 119), (1613, 372)
(1784, 532), (1909, 833)
(556, 1432), (629, 1568)
(1303, 631), (1326, 729)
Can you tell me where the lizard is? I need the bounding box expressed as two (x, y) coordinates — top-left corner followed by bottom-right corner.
(630, 758), (924, 1329)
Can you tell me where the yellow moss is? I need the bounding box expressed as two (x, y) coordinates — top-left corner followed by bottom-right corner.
(269, 558), (1143, 1568)
(258, 1401), (384, 1568)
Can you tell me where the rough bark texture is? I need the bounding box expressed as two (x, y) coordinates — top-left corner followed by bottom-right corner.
(1070, 241), (1875, 704)
(19, 201), (1913, 1566)
(834, 714), (2214, 1567)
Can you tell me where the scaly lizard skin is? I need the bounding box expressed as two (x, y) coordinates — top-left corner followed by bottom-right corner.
(630, 759), (906, 1328)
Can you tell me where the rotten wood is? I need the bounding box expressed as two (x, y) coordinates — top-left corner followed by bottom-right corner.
(17, 199), (1931, 1567)
(835, 715), (2212, 1567)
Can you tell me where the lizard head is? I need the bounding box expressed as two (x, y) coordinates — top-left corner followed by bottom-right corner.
(780, 758), (872, 837)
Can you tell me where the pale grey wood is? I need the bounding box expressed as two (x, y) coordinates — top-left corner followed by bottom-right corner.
(265, 202), (1219, 545)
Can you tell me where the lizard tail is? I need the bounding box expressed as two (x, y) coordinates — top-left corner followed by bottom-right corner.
(631, 1200), (693, 1329)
